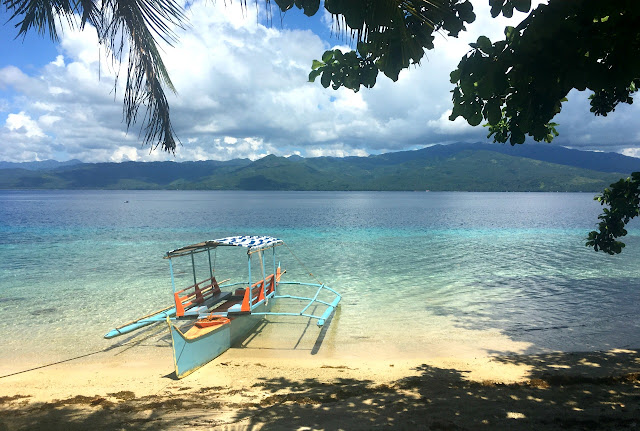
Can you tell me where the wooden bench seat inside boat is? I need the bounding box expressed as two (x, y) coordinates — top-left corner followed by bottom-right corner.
(184, 269), (282, 317)
(174, 276), (231, 317)
(212, 272), (279, 314)
(209, 295), (244, 313)
(209, 273), (277, 314)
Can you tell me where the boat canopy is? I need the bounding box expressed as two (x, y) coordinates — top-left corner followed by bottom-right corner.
(165, 235), (284, 258)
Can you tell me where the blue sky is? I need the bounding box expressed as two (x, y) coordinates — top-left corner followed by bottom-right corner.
(1, 22), (58, 69)
(1, 1), (639, 162)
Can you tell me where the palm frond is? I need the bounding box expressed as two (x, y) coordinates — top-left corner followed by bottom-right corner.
(75, 0), (100, 30)
(4, 0), (186, 152)
(98, 0), (186, 151)
(4, 0), (76, 40)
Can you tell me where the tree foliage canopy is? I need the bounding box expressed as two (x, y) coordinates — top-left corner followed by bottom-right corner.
(586, 174), (640, 255)
(449, 0), (639, 146)
(307, 0), (476, 90)
(308, 0), (639, 147)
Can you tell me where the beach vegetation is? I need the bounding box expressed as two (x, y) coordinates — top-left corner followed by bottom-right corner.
(586, 173), (640, 254)
(310, 1), (638, 149)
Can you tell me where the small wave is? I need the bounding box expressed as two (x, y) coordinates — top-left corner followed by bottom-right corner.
(511, 323), (587, 333)
(31, 307), (58, 316)
(0, 297), (27, 303)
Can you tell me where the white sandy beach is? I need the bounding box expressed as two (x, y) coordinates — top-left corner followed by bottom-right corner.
(1, 326), (638, 431)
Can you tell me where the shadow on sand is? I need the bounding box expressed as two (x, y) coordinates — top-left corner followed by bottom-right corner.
(1, 349), (638, 430)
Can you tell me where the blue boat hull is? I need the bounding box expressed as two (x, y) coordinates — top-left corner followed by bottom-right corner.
(168, 299), (274, 378)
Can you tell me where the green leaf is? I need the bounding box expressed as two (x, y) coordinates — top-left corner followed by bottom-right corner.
(311, 59), (323, 70)
(490, 2), (502, 18)
(503, 3), (514, 18)
(510, 126), (525, 145)
(484, 98), (502, 124)
(308, 69), (322, 82)
(476, 36), (492, 52)
(321, 50), (333, 63)
(274, 0), (295, 12)
(320, 70), (332, 88)
(457, 1), (476, 24)
(512, 0), (531, 12)
(450, 69), (461, 84)
(468, 111), (483, 126)
(356, 41), (367, 55)
(298, 0), (320, 16)
(361, 65), (378, 88)
(504, 26), (516, 41)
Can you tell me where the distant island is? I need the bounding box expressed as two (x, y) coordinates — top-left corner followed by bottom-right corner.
(1, 142), (637, 192)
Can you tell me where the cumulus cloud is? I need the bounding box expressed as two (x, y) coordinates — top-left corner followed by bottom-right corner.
(0, 0), (639, 162)
(5, 112), (44, 138)
(0, 111), (53, 161)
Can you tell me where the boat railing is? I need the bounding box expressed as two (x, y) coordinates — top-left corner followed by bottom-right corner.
(252, 281), (342, 327)
(239, 273), (276, 311)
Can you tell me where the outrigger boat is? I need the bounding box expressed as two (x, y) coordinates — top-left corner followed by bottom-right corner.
(105, 235), (341, 378)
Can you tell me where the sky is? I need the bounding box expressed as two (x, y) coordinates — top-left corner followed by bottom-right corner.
(1, 1), (639, 163)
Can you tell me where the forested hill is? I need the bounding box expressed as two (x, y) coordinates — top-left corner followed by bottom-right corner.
(1, 142), (638, 191)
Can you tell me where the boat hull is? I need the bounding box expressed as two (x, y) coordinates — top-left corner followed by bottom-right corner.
(168, 298), (274, 378)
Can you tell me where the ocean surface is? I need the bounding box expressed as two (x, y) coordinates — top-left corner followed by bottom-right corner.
(1, 190), (640, 367)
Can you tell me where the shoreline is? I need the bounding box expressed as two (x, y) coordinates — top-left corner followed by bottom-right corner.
(1, 346), (638, 430)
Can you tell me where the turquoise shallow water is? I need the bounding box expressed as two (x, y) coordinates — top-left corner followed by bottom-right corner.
(1, 190), (639, 364)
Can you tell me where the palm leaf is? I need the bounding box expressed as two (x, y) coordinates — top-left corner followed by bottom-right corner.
(4, 0), (75, 40)
(97, 0), (185, 152)
(4, 0), (186, 152)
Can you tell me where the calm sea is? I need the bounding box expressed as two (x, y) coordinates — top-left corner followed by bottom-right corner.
(1, 190), (639, 365)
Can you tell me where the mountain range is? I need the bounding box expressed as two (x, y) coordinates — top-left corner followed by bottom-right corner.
(1, 142), (638, 192)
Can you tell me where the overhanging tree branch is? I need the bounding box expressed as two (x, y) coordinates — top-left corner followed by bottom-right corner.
(307, 0), (476, 91)
(448, 0), (639, 146)
(587, 173), (640, 254)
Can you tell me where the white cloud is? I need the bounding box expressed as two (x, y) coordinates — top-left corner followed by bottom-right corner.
(0, 112), (53, 162)
(621, 148), (640, 159)
(306, 144), (369, 158)
(33, 102), (56, 111)
(110, 146), (140, 162)
(39, 114), (62, 127)
(48, 86), (71, 95)
(0, 66), (37, 92)
(50, 55), (65, 67)
(6, 112), (45, 138)
(553, 89), (640, 151)
(427, 110), (475, 135)
(0, 0), (638, 163)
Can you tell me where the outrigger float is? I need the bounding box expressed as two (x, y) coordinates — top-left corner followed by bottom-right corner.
(105, 236), (341, 378)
